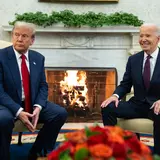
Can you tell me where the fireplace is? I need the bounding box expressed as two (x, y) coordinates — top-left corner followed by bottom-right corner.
(45, 67), (117, 122)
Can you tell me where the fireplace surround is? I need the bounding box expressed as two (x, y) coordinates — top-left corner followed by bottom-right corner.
(46, 67), (117, 122)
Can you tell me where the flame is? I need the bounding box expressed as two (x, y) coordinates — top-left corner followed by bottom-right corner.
(60, 70), (88, 107)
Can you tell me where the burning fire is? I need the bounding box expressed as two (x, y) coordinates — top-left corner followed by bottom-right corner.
(60, 70), (88, 108)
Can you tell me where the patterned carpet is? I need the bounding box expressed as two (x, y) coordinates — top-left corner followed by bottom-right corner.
(140, 134), (153, 147)
(12, 123), (154, 146)
(11, 131), (154, 147)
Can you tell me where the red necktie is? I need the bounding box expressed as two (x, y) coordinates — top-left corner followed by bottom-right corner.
(143, 55), (151, 90)
(21, 54), (32, 113)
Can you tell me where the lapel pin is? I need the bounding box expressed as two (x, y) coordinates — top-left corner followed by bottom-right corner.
(33, 62), (36, 65)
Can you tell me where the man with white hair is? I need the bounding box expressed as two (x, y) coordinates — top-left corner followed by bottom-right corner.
(101, 23), (160, 155)
(0, 21), (68, 160)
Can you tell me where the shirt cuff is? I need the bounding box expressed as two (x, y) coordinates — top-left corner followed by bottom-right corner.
(16, 107), (24, 117)
(34, 104), (42, 111)
(113, 94), (119, 99)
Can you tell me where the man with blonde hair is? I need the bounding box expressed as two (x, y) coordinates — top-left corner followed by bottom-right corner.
(0, 21), (68, 160)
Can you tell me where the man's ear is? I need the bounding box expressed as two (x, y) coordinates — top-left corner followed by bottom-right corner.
(30, 37), (35, 46)
(157, 36), (160, 46)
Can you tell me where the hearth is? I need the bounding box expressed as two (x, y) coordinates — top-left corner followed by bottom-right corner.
(45, 67), (117, 122)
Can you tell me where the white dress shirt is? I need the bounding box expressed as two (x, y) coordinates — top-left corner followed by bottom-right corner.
(143, 48), (159, 80)
(13, 47), (42, 117)
(14, 48), (30, 101)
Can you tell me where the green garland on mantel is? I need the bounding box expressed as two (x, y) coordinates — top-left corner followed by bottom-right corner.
(9, 10), (143, 28)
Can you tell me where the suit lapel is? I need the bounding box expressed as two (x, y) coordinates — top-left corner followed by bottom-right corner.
(28, 50), (38, 96)
(150, 50), (160, 84)
(7, 46), (22, 99)
(135, 51), (144, 87)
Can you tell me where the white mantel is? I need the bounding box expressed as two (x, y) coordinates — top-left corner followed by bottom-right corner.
(2, 25), (141, 52)
(2, 25), (141, 84)
(3, 25), (139, 33)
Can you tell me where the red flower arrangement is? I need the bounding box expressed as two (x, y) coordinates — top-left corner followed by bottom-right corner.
(48, 125), (154, 160)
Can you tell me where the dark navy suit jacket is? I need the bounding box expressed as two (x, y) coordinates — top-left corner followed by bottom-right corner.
(0, 46), (48, 116)
(114, 50), (160, 106)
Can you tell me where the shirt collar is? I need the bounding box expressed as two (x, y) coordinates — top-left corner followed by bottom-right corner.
(144, 48), (159, 60)
(13, 47), (29, 61)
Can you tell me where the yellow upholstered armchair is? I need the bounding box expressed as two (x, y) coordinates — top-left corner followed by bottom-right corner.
(0, 40), (12, 48)
(117, 88), (153, 137)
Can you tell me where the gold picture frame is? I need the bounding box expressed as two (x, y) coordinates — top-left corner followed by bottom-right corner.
(39, 0), (118, 2)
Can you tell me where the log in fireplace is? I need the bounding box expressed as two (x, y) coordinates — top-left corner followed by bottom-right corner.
(45, 67), (117, 122)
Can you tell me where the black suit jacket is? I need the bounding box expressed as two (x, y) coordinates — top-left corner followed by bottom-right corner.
(114, 50), (160, 106)
(0, 46), (48, 116)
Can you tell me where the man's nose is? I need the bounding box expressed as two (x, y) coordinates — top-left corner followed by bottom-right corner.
(17, 35), (23, 41)
(141, 37), (147, 42)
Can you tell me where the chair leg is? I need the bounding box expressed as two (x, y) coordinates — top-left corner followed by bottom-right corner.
(136, 133), (140, 140)
(17, 132), (23, 145)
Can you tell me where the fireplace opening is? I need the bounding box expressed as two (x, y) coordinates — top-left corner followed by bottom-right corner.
(45, 67), (117, 122)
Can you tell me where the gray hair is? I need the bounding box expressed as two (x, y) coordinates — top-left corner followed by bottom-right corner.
(140, 23), (160, 36)
(12, 21), (36, 38)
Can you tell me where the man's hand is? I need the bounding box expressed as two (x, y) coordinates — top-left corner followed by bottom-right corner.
(32, 106), (41, 130)
(150, 100), (160, 115)
(101, 95), (119, 108)
(18, 111), (34, 132)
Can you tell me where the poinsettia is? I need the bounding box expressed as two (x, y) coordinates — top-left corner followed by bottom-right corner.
(48, 125), (159, 160)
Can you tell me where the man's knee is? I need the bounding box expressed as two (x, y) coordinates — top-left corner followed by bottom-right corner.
(48, 102), (68, 123)
(57, 106), (68, 122)
(101, 102), (116, 113)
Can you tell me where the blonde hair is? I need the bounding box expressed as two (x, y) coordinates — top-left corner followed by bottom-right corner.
(12, 21), (36, 38)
